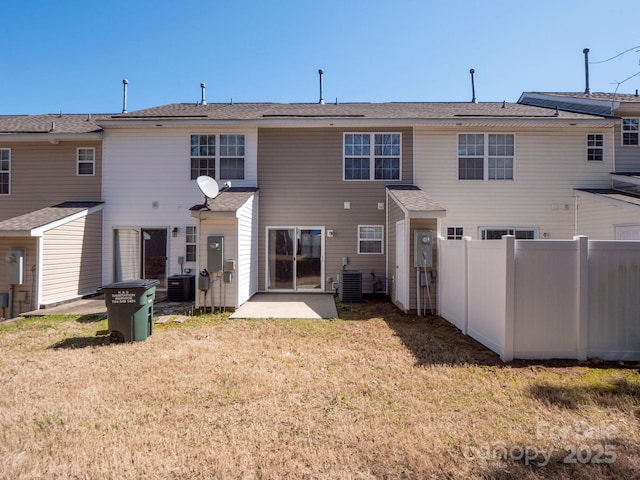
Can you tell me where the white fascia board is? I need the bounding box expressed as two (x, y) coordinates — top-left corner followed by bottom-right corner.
(30, 204), (104, 236)
(0, 133), (102, 142)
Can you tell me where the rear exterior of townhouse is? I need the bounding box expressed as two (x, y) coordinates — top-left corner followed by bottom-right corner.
(0, 114), (104, 315)
(519, 92), (640, 239)
(97, 101), (613, 314)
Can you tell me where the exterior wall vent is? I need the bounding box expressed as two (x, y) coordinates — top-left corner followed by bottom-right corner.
(339, 270), (362, 302)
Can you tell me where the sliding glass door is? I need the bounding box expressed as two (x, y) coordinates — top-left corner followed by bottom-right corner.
(267, 227), (323, 291)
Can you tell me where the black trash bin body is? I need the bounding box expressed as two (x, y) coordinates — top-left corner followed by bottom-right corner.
(102, 279), (159, 342)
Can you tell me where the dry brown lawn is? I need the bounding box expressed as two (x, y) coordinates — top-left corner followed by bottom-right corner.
(1, 298), (639, 479)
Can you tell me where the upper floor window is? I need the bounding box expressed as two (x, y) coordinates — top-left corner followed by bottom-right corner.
(190, 134), (247, 181)
(480, 227), (537, 240)
(344, 133), (401, 180)
(622, 118), (639, 146)
(77, 147), (95, 176)
(358, 225), (383, 253)
(0, 149), (10, 195)
(587, 134), (604, 162)
(186, 226), (197, 262)
(458, 133), (514, 180)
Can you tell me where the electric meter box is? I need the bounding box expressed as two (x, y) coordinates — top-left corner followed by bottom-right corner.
(207, 235), (224, 273)
(5, 248), (26, 285)
(414, 230), (433, 268)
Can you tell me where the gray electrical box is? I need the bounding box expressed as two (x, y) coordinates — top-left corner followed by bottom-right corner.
(207, 235), (224, 273)
(6, 248), (26, 285)
(414, 230), (433, 268)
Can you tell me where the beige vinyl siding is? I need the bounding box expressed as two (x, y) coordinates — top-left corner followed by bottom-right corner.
(577, 195), (640, 239)
(257, 127), (413, 293)
(0, 141), (102, 221)
(40, 211), (102, 305)
(0, 238), (37, 316)
(415, 126), (614, 240)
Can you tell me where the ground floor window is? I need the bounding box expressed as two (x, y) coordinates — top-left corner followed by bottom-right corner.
(186, 226), (197, 262)
(479, 227), (537, 240)
(358, 225), (383, 253)
(447, 227), (464, 240)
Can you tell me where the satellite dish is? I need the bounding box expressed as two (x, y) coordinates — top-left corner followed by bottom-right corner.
(196, 175), (219, 208)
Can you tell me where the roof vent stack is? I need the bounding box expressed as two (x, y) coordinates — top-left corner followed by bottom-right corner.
(50, 121), (56, 132)
(200, 83), (207, 105)
(583, 48), (591, 95)
(470, 69), (477, 103)
(122, 79), (128, 114)
(318, 69), (325, 105)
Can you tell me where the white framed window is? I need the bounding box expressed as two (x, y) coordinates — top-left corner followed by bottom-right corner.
(219, 135), (245, 180)
(190, 135), (216, 179)
(587, 134), (604, 162)
(479, 227), (537, 240)
(458, 133), (514, 180)
(358, 225), (383, 254)
(622, 118), (639, 146)
(447, 227), (464, 240)
(0, 148), (10, 195)
(186, 226), (197, 262)
(344, 133), (401, 180)
(77, 147), (95, 176)
(190, 134), (246, 181)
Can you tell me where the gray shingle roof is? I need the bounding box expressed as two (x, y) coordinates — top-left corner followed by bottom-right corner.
(100, 101), (604, 122)
(0, 114), (105, 134)
(387, 185), (446, 214)
(0, 202), (104, 233)
(190, 187), (258, 213)
(576, 189), (640, 208)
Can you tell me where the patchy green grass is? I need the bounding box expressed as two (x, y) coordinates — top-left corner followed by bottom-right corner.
(0, 301), (638, 479)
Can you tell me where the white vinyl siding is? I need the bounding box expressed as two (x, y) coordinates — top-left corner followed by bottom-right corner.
(415, 126), (613, 240)
(101, 127), (257, 285)
(0, 148), (10, 195)
(77, 147), (95, 176)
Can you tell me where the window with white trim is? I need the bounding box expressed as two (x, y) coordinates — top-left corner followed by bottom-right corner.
(344, 133), (401, 180)
(190, 134), (246, 180)
(77, 147), (95, 176)
(479, 227), (537, 240)
(358, 225), (383, 253)
(447, 227), (464, 240)
(458, 133), (514, 180)
(622, 118), (639, 146)
(186, 226), (197, 262)
(0, 149), (10, 195)
(587, 134), (604, 162)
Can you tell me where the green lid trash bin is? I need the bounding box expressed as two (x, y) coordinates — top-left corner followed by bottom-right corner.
(102, 279), (159, 343)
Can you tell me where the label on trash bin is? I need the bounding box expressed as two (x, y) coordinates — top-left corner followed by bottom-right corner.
(110, 290), (137, 304)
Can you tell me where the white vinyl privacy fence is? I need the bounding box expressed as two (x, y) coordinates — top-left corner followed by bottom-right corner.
(438, 236), (640, 362)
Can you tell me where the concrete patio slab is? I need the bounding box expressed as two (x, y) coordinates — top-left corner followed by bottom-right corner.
(230, 293), (338, 319)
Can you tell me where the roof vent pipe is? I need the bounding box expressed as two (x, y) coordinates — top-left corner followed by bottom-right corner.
(318, 69), (325, 105)
(583, 48), (590, 95)
(122, 79), (128, 114)
(200, 83), (207, 105)
(470, 69), (477, 103)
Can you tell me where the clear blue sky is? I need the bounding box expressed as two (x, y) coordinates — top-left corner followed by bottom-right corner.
(3, 0), (640, 114)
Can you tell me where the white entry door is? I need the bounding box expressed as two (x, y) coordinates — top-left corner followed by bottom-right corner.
(395, 220), (407, 309)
